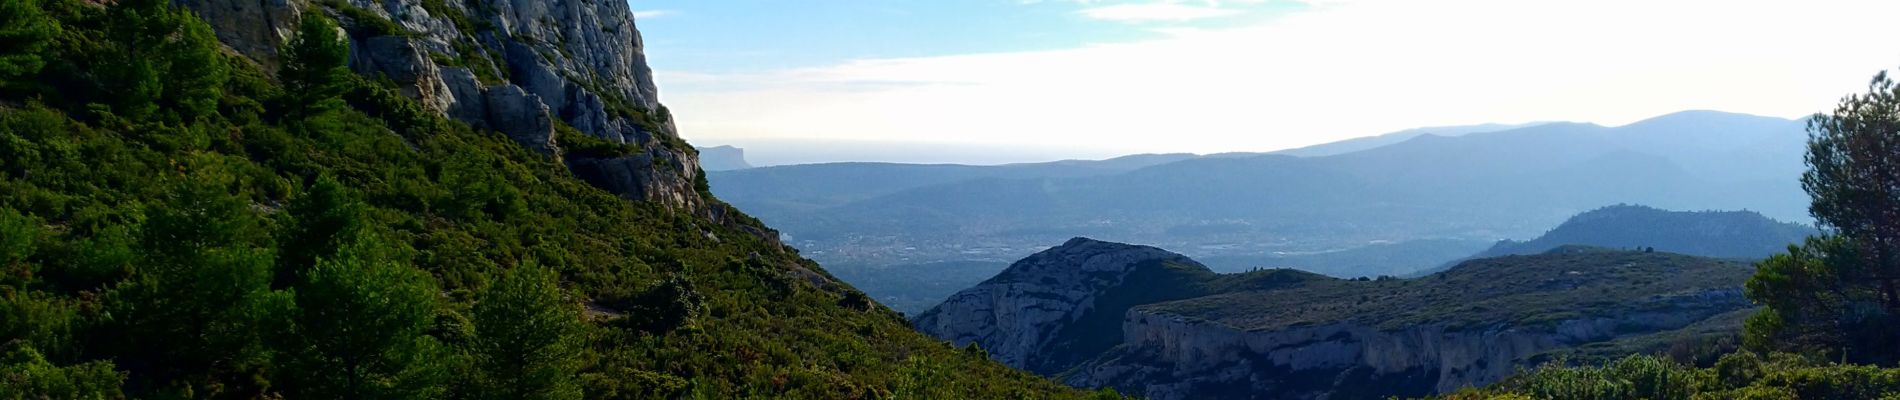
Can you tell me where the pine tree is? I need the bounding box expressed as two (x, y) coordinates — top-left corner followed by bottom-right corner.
(279, 12), (351, 119)
(103, 166), (283, 396)
(276, 175), (370, 286)
(1746, 69), (1900, 364)
(281, 229), (449, 399)
(1803, 70), (1900, 309)
(473, 262), (584, 400)
(0, 0), (58, 86)
(99, 0), (227, 122)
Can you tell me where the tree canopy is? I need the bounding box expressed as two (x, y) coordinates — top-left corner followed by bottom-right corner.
(1746, 70), (1900, 364)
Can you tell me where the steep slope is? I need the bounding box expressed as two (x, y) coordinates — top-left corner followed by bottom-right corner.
(1468, 204), (1816, 261)
(0, 0), (1094, 398)
(922, 240), (1755, 400)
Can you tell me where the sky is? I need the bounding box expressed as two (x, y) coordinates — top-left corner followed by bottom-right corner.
(631, 0), (1900, 165)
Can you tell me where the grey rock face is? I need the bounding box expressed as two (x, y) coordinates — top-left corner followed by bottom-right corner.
(913, 237), (1204, 374)
(177, 0), (705, 213)
(481, 85), (554, 155)
(178, 0), (304, 71)
(1068, 290), (1745, 400)
(351, 36), (455, 113)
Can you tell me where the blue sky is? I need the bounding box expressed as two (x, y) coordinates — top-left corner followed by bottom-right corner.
(632, 1), (1302, 74)
(627, 1), (1900, 165)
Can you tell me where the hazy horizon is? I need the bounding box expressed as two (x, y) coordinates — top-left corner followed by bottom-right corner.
(694, 109), (1793, 166)
(638, 0), (1893, 158)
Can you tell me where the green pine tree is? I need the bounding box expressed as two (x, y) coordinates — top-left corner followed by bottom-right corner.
(1745, 69), (1900, 364)
(102, 165), (283, 397)
(473, 262), (584, 400)
(99, 0), (227, 122)
(275, 175), (370, 286)
(281, 229), (450, 399)
(279, 12), (352, 119)
(0, 0), (58, 86)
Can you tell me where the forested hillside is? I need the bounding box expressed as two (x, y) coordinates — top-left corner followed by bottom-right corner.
(0, 0), (1105, 398)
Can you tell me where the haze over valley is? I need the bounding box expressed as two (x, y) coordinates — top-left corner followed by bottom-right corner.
(708, 110), (1817, 312)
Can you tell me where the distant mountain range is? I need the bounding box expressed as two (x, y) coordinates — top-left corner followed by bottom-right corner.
(917, 238), (1755, 400)
(707, 153), (1203, 214)
(1269, 122), (1549, 157)
(709, 110), (1812, 282)
(841, 203), (1814, 315)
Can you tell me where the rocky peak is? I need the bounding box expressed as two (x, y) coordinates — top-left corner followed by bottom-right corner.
(178, 0), (709, 214)
(913, 237), (1213, 374)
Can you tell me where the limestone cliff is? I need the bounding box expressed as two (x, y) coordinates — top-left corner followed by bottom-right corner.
(913, 237), (1215, 374)
(919, 241), (1757, 399)
(1066, 290), (1745, 400)
(178, 0), (709, 214)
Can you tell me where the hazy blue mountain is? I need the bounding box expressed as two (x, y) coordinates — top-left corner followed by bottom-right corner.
(715, 110), (1810, 286)
(1466, 204), (1817, 261)
(1270, 122), (1550, 157)
(695, 145), (754, 171)
(707, 153), (1200, 215)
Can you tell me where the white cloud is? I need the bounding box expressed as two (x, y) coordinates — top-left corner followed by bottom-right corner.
(632, 9), (676, 19)
(1079, 3), (1242, 22)
(660, 0), (1900, 156)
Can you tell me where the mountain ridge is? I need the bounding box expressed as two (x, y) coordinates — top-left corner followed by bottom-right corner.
(920, 238), (1756, 399)
(1444, 204), (1816, 272)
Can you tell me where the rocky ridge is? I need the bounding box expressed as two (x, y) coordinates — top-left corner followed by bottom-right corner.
(1068, 289), (1744, 400)
(179, 0), (711, 214)
(919, 238), (1756, 399)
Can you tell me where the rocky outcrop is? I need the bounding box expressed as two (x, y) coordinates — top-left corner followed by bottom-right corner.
(913, 237), (1212, 374)
(179, 0), (304, 71)
(918, 241), (1758, 400)
(177, 0), (707, 213)
(1066, 290), (1746, 400)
